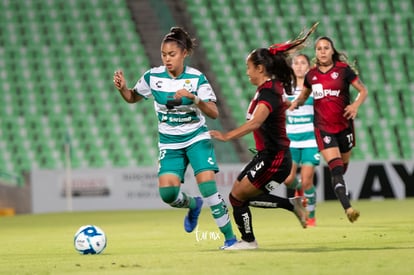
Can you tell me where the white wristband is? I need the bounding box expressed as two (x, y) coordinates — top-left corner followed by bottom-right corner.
(193, 96), (200, 104)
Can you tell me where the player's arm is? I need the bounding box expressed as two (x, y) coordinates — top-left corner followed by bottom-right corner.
(344, 78), (368, 119)
(113, 70), (143, 103)
(210, 103), (269, 141)
(288, 86), (312, 110)
(175, 88), (219, 119)
(194, 100), (218, 119)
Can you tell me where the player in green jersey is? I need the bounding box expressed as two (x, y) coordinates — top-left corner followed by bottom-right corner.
(284, 54), (319, 227)
(113, 27), (236, 249)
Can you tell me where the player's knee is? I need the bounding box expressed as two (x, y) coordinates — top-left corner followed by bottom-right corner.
(229, 193), (245, 208)
(301, 178), (313, 190)
(159, 186), (180, 204)
(328, 158), (344, 176)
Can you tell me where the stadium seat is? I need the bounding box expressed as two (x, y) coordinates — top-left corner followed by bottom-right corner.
(1, 0), (413, 181)
(0, 0), (156, 177)
(183, 0), (413, 161)
(350, 0), (370, 14)
(299, 0), (324, 15)
(391, 0), (414, 14)
(322, 0), (348, 14)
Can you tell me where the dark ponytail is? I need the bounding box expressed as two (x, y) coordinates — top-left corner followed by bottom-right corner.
(251, 22), (319, 93)
(163, 27), (196, 55)
(248, 48), (295, 94)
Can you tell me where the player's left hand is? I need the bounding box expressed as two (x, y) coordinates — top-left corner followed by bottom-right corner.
(288, 100), (298, 111)
(209, 130), (227, 141)
(174, 89), (195, 101)
(113, 70), (126, 91)
(344, 104), (358, 120)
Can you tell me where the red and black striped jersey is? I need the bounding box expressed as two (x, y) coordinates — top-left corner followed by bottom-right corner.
(246, 79), (290, 152)
(304, 62), (358, 133)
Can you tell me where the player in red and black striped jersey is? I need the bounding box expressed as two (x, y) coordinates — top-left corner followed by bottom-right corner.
(305, 59), (356, 134)
(210, 49), (306, 250)
(246, 80), (291, 152)
(290, 36), (368, 223)
(210, 22), (319, 250)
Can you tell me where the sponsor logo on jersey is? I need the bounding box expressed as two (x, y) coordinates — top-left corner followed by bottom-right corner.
(313, 89), (341, 99)
(312, 84), (341, 99)
(160, 114), (194, 123)
(287, 116), (312, 124)
(156, 81), (163, 88)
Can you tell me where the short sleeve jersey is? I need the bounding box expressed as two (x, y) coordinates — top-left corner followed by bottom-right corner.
(246, 79), (290, 152)
(132, 65), (217, 150)
(304, 62), (358, 133)
(285, 87), (317, 148)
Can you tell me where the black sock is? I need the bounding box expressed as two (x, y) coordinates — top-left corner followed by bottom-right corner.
(329, 158), (351, 210)
(229, 193), (255, 242)
(332, 174), (351, 210)
(249, 193), (294, 211)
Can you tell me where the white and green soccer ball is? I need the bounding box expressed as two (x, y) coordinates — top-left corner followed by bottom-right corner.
(74, 225), (107, 255)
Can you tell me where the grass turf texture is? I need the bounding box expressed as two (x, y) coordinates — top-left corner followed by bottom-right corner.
(1, 199), (414, 275)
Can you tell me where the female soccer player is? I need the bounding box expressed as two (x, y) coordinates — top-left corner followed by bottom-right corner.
(210, 23), (318, 250)
(284, 54), (320, 227)
(113, 27), (237, 249)
(289, 36), (368, 223)
(249, 54), (320, 227)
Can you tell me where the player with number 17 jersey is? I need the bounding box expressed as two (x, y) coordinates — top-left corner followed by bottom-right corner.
(304, 61), (358, 134)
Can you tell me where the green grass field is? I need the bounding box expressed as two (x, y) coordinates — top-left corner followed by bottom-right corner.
(1, 199), (414, 275)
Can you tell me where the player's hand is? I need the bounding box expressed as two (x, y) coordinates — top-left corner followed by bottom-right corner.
(113, 70), (126, 91)
(209, 130), (227, 141)
(288, 100), (298, 111)
(344, 104), (358, 120)
(174, 88), (194, 101)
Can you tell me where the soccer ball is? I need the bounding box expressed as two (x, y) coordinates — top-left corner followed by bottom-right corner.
(74, 225), (107, 255)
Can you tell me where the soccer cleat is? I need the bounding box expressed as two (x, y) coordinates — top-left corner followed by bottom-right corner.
(292, 196), (308, 228)
(306, 217), (316, 227)
(346, 207), (360, 223)
(184, 197), (203, 233)
(222, 240), (258, 250)
(219, 237), (238, 250)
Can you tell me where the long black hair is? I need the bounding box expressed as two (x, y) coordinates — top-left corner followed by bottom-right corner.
(248, 48), (295, 94)
(162, 27), (196, 55)
(251, 22), (319, 93)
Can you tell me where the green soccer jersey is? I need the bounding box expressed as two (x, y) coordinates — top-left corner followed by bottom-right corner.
(133, 66), (216, 150)
(285, 87), (317, 148)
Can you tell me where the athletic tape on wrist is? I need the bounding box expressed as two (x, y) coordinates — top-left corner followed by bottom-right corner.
(193, 96), (200, 104)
